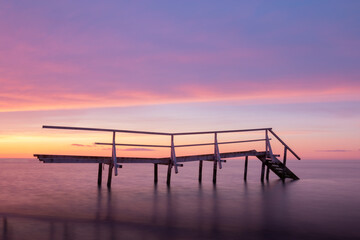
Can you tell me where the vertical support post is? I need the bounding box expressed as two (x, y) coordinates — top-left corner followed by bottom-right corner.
(166, 163), (172, 186)
(282, 147), (288, 180)
(213, 132), (219, 184)
(154, 163), (158, 183)
(107, 164), (113, 188)
(98, 163), (103, 186)
(261, 162), (265, 182)
(213, 157), (217, 184)
(266, 165), (270, 180)
(263, 130), (269, 182)
(244, 156), (248, 181)
(198, 160), (203, 182)
(167, 135), (175, 186)
(112, 131), (118, 176)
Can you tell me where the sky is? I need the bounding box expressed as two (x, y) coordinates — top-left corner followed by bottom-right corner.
(0, 0), (359, 160)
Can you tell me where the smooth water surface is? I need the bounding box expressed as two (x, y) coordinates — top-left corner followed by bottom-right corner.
(0, 159), (359, 240)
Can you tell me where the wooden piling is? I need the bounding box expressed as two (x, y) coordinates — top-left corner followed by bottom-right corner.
(97, 163), (102, 186)
(266, 165), (270, 180)
(212, 158), (217, 184)
(283, 148), (287, 166)
(244, 156), (248, 181)
(282, 147), (287, 180)
(198, 160), (203, 182)
(166, 164), (172, 186)
(107, 164), (113, 188)
(261, 162), (265, 182)
(154, 163), (158, 183)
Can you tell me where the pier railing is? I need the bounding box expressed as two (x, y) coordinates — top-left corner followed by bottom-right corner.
(42, 126), (300, 178)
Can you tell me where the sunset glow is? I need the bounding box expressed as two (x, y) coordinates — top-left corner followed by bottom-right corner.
(0, 1), (359, 160)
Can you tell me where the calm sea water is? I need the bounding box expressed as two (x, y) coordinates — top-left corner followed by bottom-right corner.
(0, 158), (359, 240)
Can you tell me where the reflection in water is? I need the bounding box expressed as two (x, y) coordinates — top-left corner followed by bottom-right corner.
(4, 181), (303, 240)
(151, 184), (158, 225)
(196, 183), (204, 234)
(49, 222), (54, 240)
(0, 181), (287, 240)
(210, 184), (219, 238)
(2, 217), (7, 240)
(0, 160), (360, 239)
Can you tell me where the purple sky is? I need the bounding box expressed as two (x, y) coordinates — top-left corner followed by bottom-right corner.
(0, 1), (359, 159)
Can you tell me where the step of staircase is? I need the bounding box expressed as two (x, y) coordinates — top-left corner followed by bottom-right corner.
(256, 153), (299, 180)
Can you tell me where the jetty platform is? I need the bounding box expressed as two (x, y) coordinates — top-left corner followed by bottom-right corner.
(34, 126), (300, 188)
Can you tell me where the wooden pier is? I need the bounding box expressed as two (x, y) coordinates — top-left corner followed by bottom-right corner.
(34, 126), (300, 187)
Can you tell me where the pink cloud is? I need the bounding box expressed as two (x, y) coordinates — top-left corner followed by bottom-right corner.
(0, 1), (359, 113)
(122, 148), (155, 152)
(0, 78), (359, 112)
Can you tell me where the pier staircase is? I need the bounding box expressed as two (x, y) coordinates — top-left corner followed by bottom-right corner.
(256, 153), (299, 180)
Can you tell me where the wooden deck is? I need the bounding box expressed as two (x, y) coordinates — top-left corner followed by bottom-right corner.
(34, 150), (260, 164)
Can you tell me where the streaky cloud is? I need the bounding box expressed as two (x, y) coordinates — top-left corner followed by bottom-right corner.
(123, 148), (155, 152)
(71, 144), (96, 148)
(315, 150), (352, 153)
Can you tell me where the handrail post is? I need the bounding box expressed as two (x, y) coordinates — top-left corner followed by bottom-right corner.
(265, 129), (276, 163)
(112, 131), (118, 176)
(171, 135), (178, 174)
(214, 133), (222, 169)
(265, 130), (269, 157)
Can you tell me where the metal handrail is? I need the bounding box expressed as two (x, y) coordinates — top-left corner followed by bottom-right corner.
(95, 138), (268, 148)
(42, 125), (301, 177)
(43, 125), (271, 136)
(43, 125), (170, 135)
(268, 129), (301, 160)
(43, 125), (300, 160)
(95, 143), (170, 148)
(172, 128), (271, 135)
